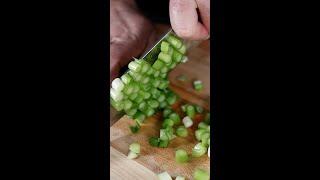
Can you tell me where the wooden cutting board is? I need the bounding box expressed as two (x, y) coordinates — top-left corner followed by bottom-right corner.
(110, 24), (210, 180)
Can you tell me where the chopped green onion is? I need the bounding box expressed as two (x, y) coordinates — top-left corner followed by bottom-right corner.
(201, 132), (210, 147)
(123, 99), (133, 111)
(153, 70), (160, 77)
(181, 104), (188, 112)
(129, 142), (140, 154)
(151, 88), (161, 98)
(160, 66), (169, 74)
(133, 95), (144, 104)
(198, 122), (209, 130)
(193, 80), (203, 91)
(141, 76), (150, 84)
(169, 62), (177, 69)
(125, 108), (137, 117)
(133, 111), (146, 123)
(193, 168), (210, 180)
(120, 73), (133, 85)
(129, 124), (140, 134)
(128, 61), (141, 72)
(195, 105), (204, 113)
(138, 101), (147, 111)
(182, 116), (193, 128)
(157, 94), (166, 102)
(166, 94), (177, 105)
(129, 71), (143, 81)
(172, 50), (183, 62)
(160, 73), (167, 79)
(176, 126), (188, 137)
(110, 98), (123, 111)
(175, 149), (189, 163)
(159, 101), (168, 109)
(158, 80), (169, 89)
(149, 137), (160, 147)
(192, 143), (207, 157)
(158, 139), (169, 148)
(195, 129), (207, 141)
(166, 34), (182, 49)
(147, 99), (159, 108)
(127, 151), (138, 159)
(157, 171), (172, 180)
(152, 59), (165, 70)
(181, 56), (188, 63)
(160, 41), (170, 53)
(146, 67), (154, 75)
(128, 93), (138, 101)
(144, 107), (155, 117)
(158, 52), (172, 64)
(110, 88), (124, 102)
(152, 78), (161, 88)
(163, 108), (172, 118)
(186, 105), (196, 118)
(177, 44), (187, 54)
(111, 78), (124, 91)
(160, 129), (169, 141)
(162, 119), (174, 128)
(169, 112), (181, 125)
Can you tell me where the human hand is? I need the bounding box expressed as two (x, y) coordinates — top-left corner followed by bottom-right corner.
(110, 0), (156, 82)
(169, 0), (210, 40)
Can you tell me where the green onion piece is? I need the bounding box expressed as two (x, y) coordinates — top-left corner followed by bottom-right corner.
(151, 88), (161, 98)
(161, 41), (170, 53)
(123, 84), (134, 95)
(141, 76), (150, 84)
(128, 93), (138, 101)
(169, 62), (177, 69)
(169, 112), (181, 125)
(181, 56), (189, 63)
(160, 73), (167, 79)
(182, 116), (193, 128)
(140, 61), (151, 74)
(193, 168), (210, 180)
(177, 44), (187, 54)
(111, 78), (125, 91)
(160, 129), (169, 141)
(175, 149), (189, 163)
(192, 143), (207, 157)
(120, 73), (133, 85)
(129, 124), (140, 134)
(152, 78), (161, 88)
(162, 119), (175, 128)
(123, 99), (133, 111)
(133, 111), (146, 123)
(153, 70), (160, 77)
(158, 139), (169, 148)
(175, 176), (185, 180)
(140, 91), (151, 99)
(195, 129), (207, 141)
(200, 132), (210, 147)
(157, 171), (172, 180)
(158, 52), (172, 64)
(146, 67), (154, 75)
(181, 104), (188, 112)
(125, 108), (137, 117)
(166, 34), (182, 49)
(110, 98), (123, 111)
(140, 83), (151, 91)
(110, 88), (124, 102)
(127, 151), (138, 159)
(138, 101), (147, 111)
(128, 61), (141, 72)
(186, 105), (196, 118)
(193, 80), (203, 91)
(152, 59), (165, 70)
(172, 50), (183, 63)
(167, 46), (174, 55)
(157, 94), (166, 102)
(149, 137), (160, 147)
(132, 83), (140, 93)
(144, 107), (155, 117)
(129, 71), (143, 81)
(176, 126), (188, 137)
(163, 108), (172, 118)
(160, 66), (169, 74)
(147, 99), (159, 108)
(129, 142), (140, 154)
(159, 101), (168, 109)
(166, 94), (177, 105)
(158, 80), (169, 89)
(195, 105), (204, 113)
(198, 122), (209, 129)
(133, 95), (144, 104)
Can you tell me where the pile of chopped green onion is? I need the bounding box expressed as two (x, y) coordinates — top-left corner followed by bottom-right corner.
(110, 33), (188, 133)
(192, 113), (210, 158)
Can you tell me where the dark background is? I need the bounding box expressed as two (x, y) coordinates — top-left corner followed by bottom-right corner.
(1, 0), (318, 179)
